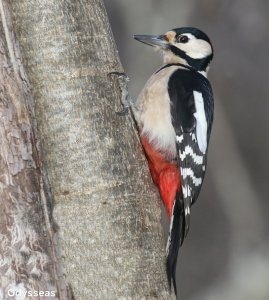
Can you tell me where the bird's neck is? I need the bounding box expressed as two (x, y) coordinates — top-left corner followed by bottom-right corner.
(162, 52), (210, 77)
(163, 51), (188, 66)
(162, 49), (211, 75)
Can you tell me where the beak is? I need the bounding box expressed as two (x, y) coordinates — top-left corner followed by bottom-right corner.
(133, 34), (168, 49)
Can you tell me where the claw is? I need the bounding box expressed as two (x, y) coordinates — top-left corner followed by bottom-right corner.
(108, 71), (132, 116)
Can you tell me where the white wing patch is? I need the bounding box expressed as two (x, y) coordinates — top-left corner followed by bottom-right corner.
(193, 91), (208, 153)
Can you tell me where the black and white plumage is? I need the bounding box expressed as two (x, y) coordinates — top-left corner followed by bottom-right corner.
(133, 27), (214, 295)
(168, 67), (214, 236)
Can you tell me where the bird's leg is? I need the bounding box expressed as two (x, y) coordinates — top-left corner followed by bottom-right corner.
(108, 71), (133, 116)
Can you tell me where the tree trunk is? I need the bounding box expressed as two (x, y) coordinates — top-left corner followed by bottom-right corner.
(0, 0), (69, 298)
(10, 0), (173, 299)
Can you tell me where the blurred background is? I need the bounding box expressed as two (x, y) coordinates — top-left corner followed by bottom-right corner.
(104, 0), (269, 299)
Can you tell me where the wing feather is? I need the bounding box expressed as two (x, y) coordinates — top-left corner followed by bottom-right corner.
(166, 67), (214, 293)
(168, 68), (214, 238)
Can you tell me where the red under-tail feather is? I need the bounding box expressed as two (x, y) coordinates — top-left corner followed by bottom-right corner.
(140, 135), (181, 217)
(141, 135), (183, 295)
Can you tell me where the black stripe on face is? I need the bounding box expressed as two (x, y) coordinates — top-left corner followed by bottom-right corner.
(169, 45), (213, 71)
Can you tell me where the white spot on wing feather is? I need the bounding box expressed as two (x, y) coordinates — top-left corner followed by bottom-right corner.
(185, 206), (190, 216)
(182, 185), (191, 197)
(180, 145), (203, 164)
(176, 135), (183, 143)
(181, 167), (202, 186)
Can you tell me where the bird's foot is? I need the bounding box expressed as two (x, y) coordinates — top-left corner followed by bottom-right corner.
(108, 71), (133, 116)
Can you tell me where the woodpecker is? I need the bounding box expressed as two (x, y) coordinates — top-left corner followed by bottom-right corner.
(133, 27), (214, 295)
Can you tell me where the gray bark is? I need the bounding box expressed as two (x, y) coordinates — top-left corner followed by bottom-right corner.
(11, 0), (173, 299)
(99, 1), (269, 299)
(0, 0), (68, 298)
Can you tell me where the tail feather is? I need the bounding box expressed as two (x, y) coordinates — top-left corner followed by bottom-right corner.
(166, 193), (185, 295)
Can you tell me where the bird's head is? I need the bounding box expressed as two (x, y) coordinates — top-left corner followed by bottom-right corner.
(134, 27), (213, 73)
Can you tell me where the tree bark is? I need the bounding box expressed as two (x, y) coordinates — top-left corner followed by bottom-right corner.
(11, 0), (173, 299)
(0, 0), (69, 298)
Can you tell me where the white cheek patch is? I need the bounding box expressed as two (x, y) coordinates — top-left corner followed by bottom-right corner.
(175, 35), (212, 59)
(193, 91), (208, 153)
(190, 39), (212, 58)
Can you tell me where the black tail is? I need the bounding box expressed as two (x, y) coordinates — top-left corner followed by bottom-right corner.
(166, 193), (185, 296)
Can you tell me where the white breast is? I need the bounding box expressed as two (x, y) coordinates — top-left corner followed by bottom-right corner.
(133, 66), (180, 158)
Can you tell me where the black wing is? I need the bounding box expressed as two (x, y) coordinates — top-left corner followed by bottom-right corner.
(169, 68), (214, 236)
(166, 68), (214, 294)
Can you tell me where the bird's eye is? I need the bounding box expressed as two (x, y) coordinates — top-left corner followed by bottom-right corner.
(179, 35), (189, 43)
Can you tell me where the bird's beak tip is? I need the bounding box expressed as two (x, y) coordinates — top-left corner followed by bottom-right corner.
(133, 34), (168, 49)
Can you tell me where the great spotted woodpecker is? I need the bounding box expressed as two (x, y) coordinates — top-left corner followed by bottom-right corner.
(133, 27), (214, 295)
